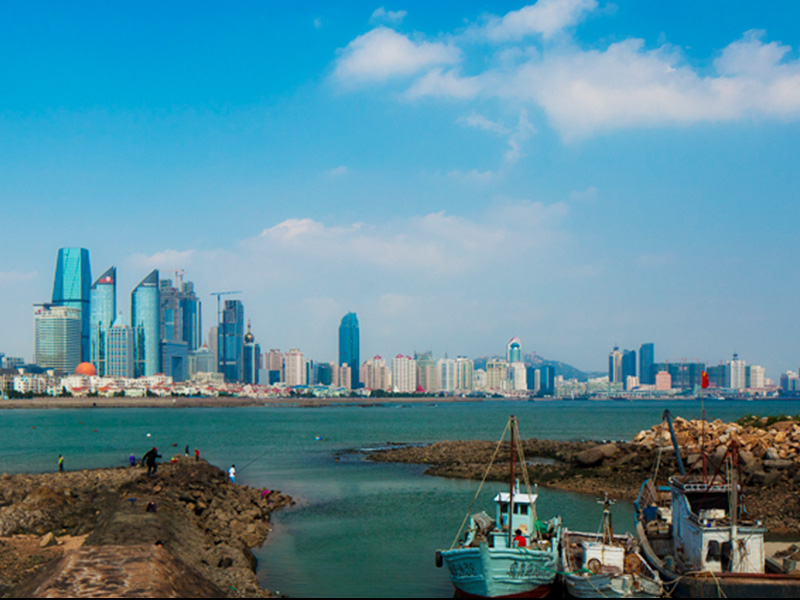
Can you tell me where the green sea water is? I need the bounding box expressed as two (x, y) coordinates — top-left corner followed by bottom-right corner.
(2, 399), (798, 597)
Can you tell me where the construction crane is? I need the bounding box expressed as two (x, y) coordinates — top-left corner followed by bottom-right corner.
(211, 291), (241, 379)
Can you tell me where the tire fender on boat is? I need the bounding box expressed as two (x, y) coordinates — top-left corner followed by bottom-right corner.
(435, 550), (443, 568)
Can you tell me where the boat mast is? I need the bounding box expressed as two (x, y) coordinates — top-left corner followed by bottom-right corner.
(509, 415), (516, 548)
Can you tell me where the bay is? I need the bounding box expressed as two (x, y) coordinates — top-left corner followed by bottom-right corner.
(1, 398), (799, 597)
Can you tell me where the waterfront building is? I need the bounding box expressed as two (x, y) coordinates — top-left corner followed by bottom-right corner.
(652, 361), (705, 390)
(90, 267), (116, 377)
(161, 340), (188, 382)
(707, 364), (727, 388)
(265, 349), (284, 384)
(391, 354), (417, 393)
(106, 314), (134, 378)
(218, 299), (244, 382)
(243, 321), (260, 385)
(360, 356), (391, 391)
(510, 361), (527, 392)
(159, 276), (202, 352)
(338, 363), (352, 389)
(728, 353), (746, 390)
(538, 365), (555, 396)
(486, 359), (509, 391)
(415, 351), (438, 393)
(748, 365), (766, 390)
(284, 348), (305, 386)
(33, 305), (82, 372)
(338, 313), (360, 389)
(639, 343), (655, 385)
(507, 337), (522, 363)
(622, 349), (636, 381)
(131, 270), (160, 377)
(188, 344), (215, 376)
(437, 357), (456, 392)
(455, 356), (474, 391)
(608, 347), (623, 383)
(655, 370), (672, 391)
(51, 248), (92, 362)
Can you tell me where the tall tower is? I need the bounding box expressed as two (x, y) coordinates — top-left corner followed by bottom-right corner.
(90, 266), (116, 376)
(218, 299), (244, 382)
(107, 313), (134, 378)
(338, 312), (360, 389)
(51, 248), (92, 361)
(639, 343), (655, 385)
(243, 320), (260, 384)
(131, 270), (160, 377)
(507, 337), (522, 363)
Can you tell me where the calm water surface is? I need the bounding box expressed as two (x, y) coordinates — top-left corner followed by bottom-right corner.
(2, 399), (799, 597)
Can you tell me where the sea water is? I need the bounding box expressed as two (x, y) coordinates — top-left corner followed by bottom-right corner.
(1, 399), (798, 597)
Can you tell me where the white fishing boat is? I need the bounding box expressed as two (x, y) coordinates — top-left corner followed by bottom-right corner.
(561, 495), (663, 598)
(435, 416), (562, 598)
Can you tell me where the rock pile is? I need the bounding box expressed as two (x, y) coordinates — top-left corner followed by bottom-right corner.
(0, 458), (292, 597)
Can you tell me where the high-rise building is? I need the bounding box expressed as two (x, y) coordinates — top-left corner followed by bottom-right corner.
(265, 349), (284, 384)
(33, 305), (82, 372)
(622, 349), (637, 382)
(639, 343), (654, 385)
(243, 320), (260, 384)
(507, 337), (522, 363)
(107, 314), (134, 378)
(159, 276), (202, 351)
(284, 348), (305, 386)
(608, 347), (623, 383)
(438, 357), (456, 392)
(131, 270), (160, 377)
(361, 355), (390, 391)
(391, 354), (417, 393)
(51, 248), (92, 361)
(338, 313), (360, 389)
(455, 356), (474, 391)
(415, 351), (438, 393)
(728, 353), (746, 390)
(90, 267), (116, 376)
(218, 300), (244, 382)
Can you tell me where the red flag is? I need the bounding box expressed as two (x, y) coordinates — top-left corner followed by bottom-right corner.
(701, 371), (709, 389)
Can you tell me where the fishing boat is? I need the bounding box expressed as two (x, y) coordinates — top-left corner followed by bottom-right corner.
(634, 410), (800, 597)
(560, 494), (663, 598)
(435, 416), (562, 598)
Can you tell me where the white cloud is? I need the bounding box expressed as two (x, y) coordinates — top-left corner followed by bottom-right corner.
(0, 270), (37, 286)
(127, 249), (198, 270)
(485, 0), (598, 41)
(334, 27), (461, 84)
(370, 7), (408, 25)
(327, 165), (349, 177)
(334, 7), (800, 140)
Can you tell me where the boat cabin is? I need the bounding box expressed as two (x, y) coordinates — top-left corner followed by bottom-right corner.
(490, 482), (537, 548)
(670, 477), (766, 573)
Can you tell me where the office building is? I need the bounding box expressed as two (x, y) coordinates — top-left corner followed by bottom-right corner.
(159, 276), (202, 352)
(728, 353), (746, 390)
(639, 343), (655, 385)
(107, 314), (134, 378)
(51, 248), (92, 361)
(415, 351), (437, 393)
(622, 349), (637, 382)
(338, 313), (360, 389)
(391, 354), (417, 393)
(90, 267), (116, 376)
(360, 355), (391, 391)
(131, 270), (160, 377)
(438, 357), (456, 392)
(33, 305), (82, 372)
(284, 348), (305, 386)
(507, 337), (522, 363)
(455, 356), (474, 391)
(265, 349), (283, 384)
(218, 300), (245, 382)
(243, 321), (260, 384)
(608, 347), (623, 383)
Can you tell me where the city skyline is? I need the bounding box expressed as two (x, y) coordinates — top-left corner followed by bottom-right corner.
(2, 1), (800, 377)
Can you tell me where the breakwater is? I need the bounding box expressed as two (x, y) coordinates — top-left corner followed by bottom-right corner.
(0, 457), (291, 597)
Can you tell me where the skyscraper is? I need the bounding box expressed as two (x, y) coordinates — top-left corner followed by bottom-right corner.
(131, 270), (160, 377)
(90, 267), (116, 376)
(338, 312), (360, 389)
(158, 276), (202, 351)
(107, 313), (134, 378)
(639, 343), (655, 385)
(51, 248), (92, 361)
(507, 337), (522, 363)
(218, 299), (244, 382)
(33, 305), (82, 372)
(243, 320), (260, 384)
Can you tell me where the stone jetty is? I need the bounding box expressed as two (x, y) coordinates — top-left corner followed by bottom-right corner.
(367, 417), (800, 534)
(0, 458), (291, 598)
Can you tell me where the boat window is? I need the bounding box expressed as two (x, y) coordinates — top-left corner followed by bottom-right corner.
(516, 504), (529, 515)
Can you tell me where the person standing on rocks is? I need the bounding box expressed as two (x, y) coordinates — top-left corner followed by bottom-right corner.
(142, 447), (161, 476)
(228, 464), (236, 483)
(58, 454), (64, 472)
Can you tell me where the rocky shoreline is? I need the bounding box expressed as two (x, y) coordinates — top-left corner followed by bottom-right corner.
(367, 417), (800, 536)
(0, 458), (292, 598)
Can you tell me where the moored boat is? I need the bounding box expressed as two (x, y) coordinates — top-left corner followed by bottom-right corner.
(435, 416), (562, 598)
(634, 410), (800, 597)
(561, 495), (663, 598)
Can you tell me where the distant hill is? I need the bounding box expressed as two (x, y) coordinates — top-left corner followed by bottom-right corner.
(472, 353), (602, 382)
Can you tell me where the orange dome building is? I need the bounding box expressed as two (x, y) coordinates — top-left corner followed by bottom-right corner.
(75, 362), (97, 376)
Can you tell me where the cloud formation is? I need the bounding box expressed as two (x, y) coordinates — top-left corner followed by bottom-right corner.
(332, 1), (800, 139)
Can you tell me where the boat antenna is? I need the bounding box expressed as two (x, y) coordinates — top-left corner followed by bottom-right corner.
(508, 415), (517, 549)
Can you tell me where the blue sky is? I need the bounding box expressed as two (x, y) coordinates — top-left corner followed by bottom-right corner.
(2, 1), (799, 379)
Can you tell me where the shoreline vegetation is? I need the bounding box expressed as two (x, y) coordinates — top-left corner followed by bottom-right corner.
(0, 458), (292, 598)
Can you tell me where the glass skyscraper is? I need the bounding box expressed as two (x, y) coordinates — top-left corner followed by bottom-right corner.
(218, 299), (244, 382)
(639, 342), (655, 385)
(338, 312), (360, 389)
(90, 266), (116, 376)
(131, 270), (160, 377)
(51, 248), (92, 362)
(33, 305), (82, 372)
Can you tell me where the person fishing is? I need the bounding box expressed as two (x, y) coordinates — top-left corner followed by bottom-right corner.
(142, 447), (161, 476)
